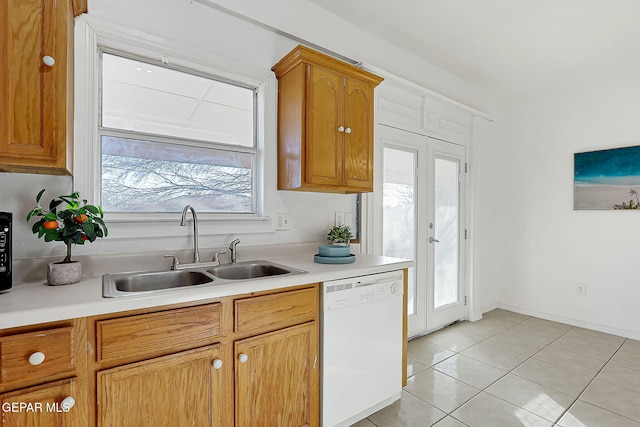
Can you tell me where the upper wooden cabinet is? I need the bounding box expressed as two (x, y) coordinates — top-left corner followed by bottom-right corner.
(272, 45), (383, 193)
(0, 0), (86, 175)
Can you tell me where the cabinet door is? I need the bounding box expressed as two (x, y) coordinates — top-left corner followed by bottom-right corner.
(306, 66), (343, 187)
(97, 345), (225, 427)
(0, 0), (70, 174)
(1, 378), (79, 427)
(235, 323), (318, 427)
(343, 78), (374, 191)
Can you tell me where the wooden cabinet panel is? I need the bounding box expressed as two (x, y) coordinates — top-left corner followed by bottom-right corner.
(234, 287), (317, 335)
(0, 0), (72, 174)
(235, 323), (318, 427)
(0, 327), (75, 385)
(96, 303), (221, 365)
(97, 346), (222, 427)
(306, 66), (343, 187)
(1, 378), (80, 427)
(277, 63), (305, 190)
(343, 78), (374, 190)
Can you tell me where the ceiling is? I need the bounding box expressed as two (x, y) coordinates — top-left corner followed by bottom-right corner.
(309, 0), (640, 94)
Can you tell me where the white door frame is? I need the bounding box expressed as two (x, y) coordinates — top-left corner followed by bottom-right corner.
(366, 125), (473, 337)
(373, 125), (429, 337)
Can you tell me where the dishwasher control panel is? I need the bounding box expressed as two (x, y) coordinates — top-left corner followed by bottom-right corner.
(322, 271), (403, 311)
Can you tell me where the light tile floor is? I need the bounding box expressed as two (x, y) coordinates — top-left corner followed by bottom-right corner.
(352, 309), (640, 427)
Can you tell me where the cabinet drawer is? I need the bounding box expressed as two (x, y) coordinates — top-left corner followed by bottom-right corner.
(1, 377), (78, 426)
(235, 287), (317, 334)
(0, 327), (75, 385)
(96, 303), (221, 365)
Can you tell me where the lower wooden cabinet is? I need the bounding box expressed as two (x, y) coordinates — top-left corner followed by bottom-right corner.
(0, 284), (320, 426)
(0, 376), (80, 427)
(235, 323), (317, 427)
(0, 319), (88, 427)
(97, 345), (226, 427)
(89, 283), (319, 427)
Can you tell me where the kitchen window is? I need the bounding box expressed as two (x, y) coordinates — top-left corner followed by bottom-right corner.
(74, 18), (277, 238)
(99, 52), (257, 214)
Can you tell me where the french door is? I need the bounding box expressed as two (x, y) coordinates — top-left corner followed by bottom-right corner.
(377, 125), (466, 337)
(426, 138), (466, 331)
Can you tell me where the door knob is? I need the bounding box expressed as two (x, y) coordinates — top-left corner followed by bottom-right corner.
(429, 236), (439, 243)
(337, 126), (345, 133)
(345, 127), (352, 134)
(238, 353), (248, 363)
(212, 359), (223, 369)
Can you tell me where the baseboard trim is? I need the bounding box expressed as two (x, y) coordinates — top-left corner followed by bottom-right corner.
(493, 303), (640, 341)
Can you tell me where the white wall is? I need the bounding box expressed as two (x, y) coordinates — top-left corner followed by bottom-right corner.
(195, 0), (497, 115)
(5, 0), (491, 263)
(478, 65), (640, 339)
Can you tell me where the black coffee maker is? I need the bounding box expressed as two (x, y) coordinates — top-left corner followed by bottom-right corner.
(0, 212), (11, 291)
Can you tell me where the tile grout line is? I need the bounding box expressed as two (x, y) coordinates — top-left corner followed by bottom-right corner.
(394, 314), (639, 427)
(557, 337), (640, 426)
(447, 319), (576, 425)
(404, 315), (537, 423)
(418, 315), (552, 422)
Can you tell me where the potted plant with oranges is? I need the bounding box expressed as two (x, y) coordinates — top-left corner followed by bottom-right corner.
(27, 189), (108, 285)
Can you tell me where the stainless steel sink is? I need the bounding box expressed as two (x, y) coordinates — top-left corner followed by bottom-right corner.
(104, 270), (216, 296)
(206, 260), (293, 280)
(103, 260), (306, 297)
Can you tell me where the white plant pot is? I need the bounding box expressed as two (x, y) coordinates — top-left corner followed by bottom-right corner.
(47, 261), (82, 286)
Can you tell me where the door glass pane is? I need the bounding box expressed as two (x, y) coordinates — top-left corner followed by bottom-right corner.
(434, 157), (459, 308)
(382, 147), (417, 314)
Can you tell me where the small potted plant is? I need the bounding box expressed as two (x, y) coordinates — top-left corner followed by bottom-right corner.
(317, 224), (354, 259)
(327, 224), (353, 246)
(26, 189), (108, 285)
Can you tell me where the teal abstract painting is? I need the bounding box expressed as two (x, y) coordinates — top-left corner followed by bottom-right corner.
(574, 145), (640, 210)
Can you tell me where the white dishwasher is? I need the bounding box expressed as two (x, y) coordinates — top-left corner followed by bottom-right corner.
(321, 270), (404, 427)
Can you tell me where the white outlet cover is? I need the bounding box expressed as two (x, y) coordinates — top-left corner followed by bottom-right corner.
(275, 213), (290, 231)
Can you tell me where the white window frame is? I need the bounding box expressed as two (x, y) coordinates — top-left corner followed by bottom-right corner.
(74, 16), (277, 239)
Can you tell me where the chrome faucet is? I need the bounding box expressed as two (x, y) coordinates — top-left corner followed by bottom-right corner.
(229, 239), (240, 264)
(180, 205), (199, 263)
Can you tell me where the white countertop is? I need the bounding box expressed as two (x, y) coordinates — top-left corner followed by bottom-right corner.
(0, 243), (412, 329)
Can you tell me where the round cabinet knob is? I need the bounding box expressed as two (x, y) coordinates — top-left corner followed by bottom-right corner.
(42, 55), (55, 67)
(345, 127), (352, 134)
(28, 351), (45, 366)
(337, 126), (345, 133)
(238, 353), (248, 363)
(60, 396), (75, 411)
(390, 282), (399, 294)
(212, 359), (223, 369)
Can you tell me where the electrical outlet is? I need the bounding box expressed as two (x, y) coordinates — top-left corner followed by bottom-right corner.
(334, 211), (344, 226)
(576, 283), (586, 296)
(275, 213), (290, 231)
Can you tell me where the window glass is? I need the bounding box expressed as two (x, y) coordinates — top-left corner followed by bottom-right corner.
(100, 52), (256, 213)
(101, 136), (253, 213)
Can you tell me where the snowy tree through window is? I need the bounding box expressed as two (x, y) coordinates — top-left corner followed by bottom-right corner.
(100, 53), (256, 213)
